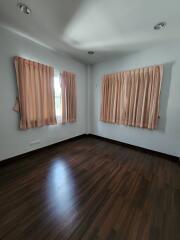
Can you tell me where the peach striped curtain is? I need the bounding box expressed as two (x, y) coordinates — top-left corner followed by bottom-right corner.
(61, 71), (76, 124)
(100, 65), (163, 129)
(14, 57), (57, 129)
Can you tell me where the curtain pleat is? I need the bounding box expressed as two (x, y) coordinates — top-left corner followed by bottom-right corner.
(100, 65), (163, 129)
(61, 71), (76, 124)
(14, 56), (57, 129)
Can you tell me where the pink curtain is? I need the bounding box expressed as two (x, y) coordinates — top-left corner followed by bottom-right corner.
(100, 65), (163, 129)
(61, 71), (76, 124)
(14, 56), (57, 129)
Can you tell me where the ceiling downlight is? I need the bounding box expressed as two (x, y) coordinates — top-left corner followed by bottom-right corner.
(154, 22), (167, 30)
(17, 3), (31, 15)
(88, 51), (95, 55)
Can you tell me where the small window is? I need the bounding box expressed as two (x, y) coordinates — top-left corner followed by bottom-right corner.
(54, 74), (62, 121)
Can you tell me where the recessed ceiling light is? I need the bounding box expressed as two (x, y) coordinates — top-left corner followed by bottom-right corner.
(154, 22), (167, 30)
(88, 51), (95, 55)
(17, 3), (31, 15)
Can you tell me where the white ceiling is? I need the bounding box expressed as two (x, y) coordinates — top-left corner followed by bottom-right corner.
(0, 0), (179, 63)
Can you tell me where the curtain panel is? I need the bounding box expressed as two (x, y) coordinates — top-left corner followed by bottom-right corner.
(61, 71), (76, 124)
(14, 56), (57, 129)
(100, 65), (163, 129)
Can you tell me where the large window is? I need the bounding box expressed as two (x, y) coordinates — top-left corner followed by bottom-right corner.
(100, 65), (163, 129)
(54, 74), (62, 121)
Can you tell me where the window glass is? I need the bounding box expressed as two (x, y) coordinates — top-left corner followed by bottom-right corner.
(54, 74), (62, 120)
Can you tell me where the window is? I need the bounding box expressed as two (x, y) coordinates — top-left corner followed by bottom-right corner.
(14, 56), (57, 129)
(100, 65), (163, 129)
(54, 74), (62, 121)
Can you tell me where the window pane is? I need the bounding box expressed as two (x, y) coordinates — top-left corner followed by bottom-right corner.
(54, 75), (62, 117)
(54, 76), (61, 96)
(55, 96), (61, 117)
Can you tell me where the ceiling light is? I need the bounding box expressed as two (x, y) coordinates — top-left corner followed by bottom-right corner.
(88, 51), (95, 55)
(154, 22), (167, 30)
(17, 3), (31, 15)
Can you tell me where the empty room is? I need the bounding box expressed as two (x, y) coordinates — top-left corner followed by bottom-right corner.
(0, 0), (180, 239)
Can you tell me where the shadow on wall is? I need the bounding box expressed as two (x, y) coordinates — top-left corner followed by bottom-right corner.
(158, 62), (174, 132)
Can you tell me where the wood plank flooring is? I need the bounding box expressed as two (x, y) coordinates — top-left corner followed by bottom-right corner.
(0, 136), (180, 240)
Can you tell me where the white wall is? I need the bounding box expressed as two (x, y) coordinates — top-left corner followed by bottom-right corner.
(0, 27), (87, 161)
(90, 43), (180, 157)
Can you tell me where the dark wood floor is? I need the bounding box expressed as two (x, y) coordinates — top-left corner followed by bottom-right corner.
(0, 136), (180, 240)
